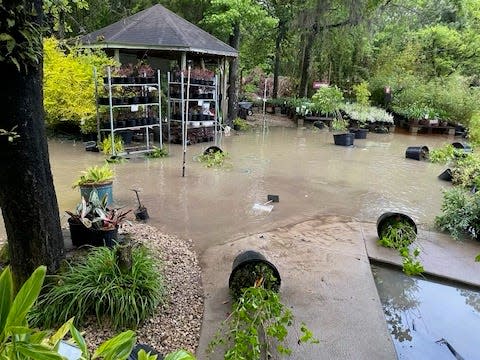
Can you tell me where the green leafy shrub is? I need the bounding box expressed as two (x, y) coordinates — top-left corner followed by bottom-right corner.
(233, 117), (250, 131)
(29, 245), (165, 330)
(468, 112), (480, 146)
(435, 187), (480, 241)
(429, 144), (463, 164)
(43, 37), (116, 133)
(451, 153), (480, 188)
(352, 81), (371, 106)
(311, 86), (344, 116)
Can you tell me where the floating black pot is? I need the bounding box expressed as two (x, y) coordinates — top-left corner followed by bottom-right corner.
(438, 168), (453, 182)
(333, 133), (355, 146)
(405, 146), (429, 161)
(228, 250), (281, 300)
(204, 146), (223, 155)
(313, 121), (325, 129)
(376, 212), (417, 240)
(452, 142), (472, 154)
(350, 128), (368, 139)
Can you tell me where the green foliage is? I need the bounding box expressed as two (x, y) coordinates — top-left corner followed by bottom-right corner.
(435, 187), (480, 241)
(29, 245), (165, 330)
(0, 2), (43, 72)
(331, 118), (349, 132)
(208, 286), (318, 359)
(429, 144), (463, 164)
(378, 220), (423, 276)
(72, 164), (114, 188)
(468, 112), (480, 146)
(100, 134), (124, 155)
(451, 153), (480, 188)
(145, 146), (169, 159)
(233, 118), (250, 131)
(311, 86), (344, 116)
(198, 151), (229, 168)
(44, 0), (88, 36)
(0, 265), (158, 360)
(164, 350), (196, 360)
(229, 263), (280, 300)
(352, 81), (370, 106)
(43, 37), (116, 133)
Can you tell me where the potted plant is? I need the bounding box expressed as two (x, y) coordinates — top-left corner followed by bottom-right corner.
(376, 212), (423, 275)
(331, 117), (354, 146)
(72, 164), (115, 205)
(66, 190), (130, 247)
(208, 250), (318, 358)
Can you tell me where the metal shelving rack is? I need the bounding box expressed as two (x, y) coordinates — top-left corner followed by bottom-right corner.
(166, 70), (220, 147)
(94, 67), (163, 156)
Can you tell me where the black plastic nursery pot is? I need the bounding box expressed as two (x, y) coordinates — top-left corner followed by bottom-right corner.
(333, 133), (355, 146)
(350, 128), (368, 139)
(228, 250), (281, 300)
(405, 146), (429, 161)
(452, 142), (472, 152)
(134, 206), (149, 221)
(438, 168), (453, 182)
(203, 145), (223, 155)
(376, 212), (417, 240)
(68, 218), (118, 247)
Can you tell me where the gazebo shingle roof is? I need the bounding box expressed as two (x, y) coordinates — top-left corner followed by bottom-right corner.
(80, 4), (237, 57)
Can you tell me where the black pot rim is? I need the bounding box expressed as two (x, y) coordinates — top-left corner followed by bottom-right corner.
(228, 250), (281, 290)
(376, 212), (417, 239)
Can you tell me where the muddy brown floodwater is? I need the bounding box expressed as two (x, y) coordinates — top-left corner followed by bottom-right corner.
(0, 122), (457, 258)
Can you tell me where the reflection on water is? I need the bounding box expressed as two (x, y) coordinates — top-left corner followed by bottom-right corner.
(373, 265), (480, 360)
(0, 127), (456, 253)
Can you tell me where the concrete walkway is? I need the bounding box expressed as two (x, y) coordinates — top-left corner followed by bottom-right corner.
(197, 216), (480, 360)
(198, 216), (397, 360)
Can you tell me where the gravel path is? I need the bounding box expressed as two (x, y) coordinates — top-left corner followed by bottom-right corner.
(81, 222), (204, 356)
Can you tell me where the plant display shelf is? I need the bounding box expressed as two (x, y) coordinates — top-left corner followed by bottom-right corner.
(166, 70), (220, 147)
(94, 66), (163, 157)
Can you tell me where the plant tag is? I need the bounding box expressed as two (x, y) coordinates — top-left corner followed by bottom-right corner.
(131, 105), (139, 112)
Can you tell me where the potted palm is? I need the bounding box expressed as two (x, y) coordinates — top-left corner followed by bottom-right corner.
(72, 164), (114, 205)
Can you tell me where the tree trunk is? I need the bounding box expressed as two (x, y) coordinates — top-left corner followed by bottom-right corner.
(299, 31), (316, 98)
(272, 20), (287, 99)
(227, 22), (241, 125)
(0, 0), (65, 290)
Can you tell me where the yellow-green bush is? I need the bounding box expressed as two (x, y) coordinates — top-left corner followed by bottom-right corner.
(43, 37), (116, 133)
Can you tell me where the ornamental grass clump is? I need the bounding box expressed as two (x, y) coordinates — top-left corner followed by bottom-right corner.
(29, 244), (165, 330)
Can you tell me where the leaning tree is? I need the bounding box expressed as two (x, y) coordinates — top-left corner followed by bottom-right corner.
(0, 0), (64, 289)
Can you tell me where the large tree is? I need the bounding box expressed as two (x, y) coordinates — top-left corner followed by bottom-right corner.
(203, 0), (277, 123)
(0, 0), (64, 289)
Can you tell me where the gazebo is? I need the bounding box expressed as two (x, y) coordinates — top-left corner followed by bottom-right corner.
(79, 4), (238, 119)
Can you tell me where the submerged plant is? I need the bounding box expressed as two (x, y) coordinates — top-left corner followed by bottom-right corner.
(198, 150), (228, 168)
(100, 134), (124, 155)
(233, 117), (250, 131)
(145, 146), (168, 158)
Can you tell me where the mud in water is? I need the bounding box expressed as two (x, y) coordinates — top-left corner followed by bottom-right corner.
(1, 123), (456, 256)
